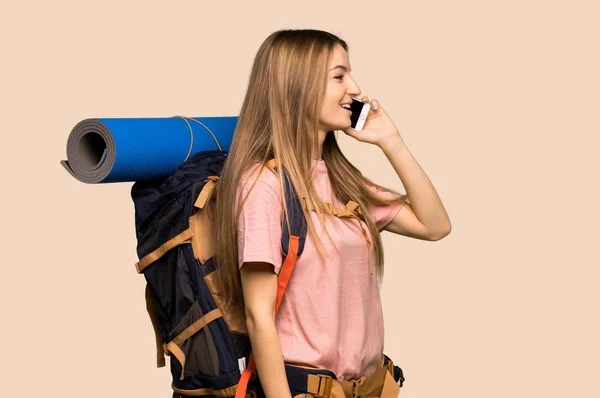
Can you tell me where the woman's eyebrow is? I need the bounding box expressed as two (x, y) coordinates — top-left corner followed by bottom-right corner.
(330, 65), (351, 73)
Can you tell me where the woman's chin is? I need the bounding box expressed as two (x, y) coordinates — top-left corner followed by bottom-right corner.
(321, 119), (351, 132)
(335, 119), (352, 130)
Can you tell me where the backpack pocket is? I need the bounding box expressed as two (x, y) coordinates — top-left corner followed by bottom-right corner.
(165, 299), (222, 380)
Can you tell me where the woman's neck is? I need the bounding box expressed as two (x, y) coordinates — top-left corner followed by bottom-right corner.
(316, 128), (328, 160)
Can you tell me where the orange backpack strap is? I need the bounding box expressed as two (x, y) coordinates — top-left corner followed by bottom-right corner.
(194, 175), (219, 209)
(236, 234), (300, 398)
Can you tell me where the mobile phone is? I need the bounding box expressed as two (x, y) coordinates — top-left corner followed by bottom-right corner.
(349, 96), (371, 131)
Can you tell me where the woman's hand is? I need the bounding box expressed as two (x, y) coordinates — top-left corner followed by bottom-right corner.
(341, 96), (403, 149)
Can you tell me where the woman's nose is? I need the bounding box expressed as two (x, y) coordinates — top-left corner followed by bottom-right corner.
(348, 82), (361, 96)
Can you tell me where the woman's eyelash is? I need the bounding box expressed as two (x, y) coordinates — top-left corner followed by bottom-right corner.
(335, 75), (344, 80)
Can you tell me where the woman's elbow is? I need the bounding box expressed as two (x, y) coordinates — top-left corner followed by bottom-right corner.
(245, 309), (276, 332)
(240, 261), (279, 329)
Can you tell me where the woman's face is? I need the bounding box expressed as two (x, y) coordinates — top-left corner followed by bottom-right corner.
(318, 44), (362, 133)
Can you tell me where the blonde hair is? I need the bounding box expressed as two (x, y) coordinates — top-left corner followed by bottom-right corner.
(207, 29), (408, 308)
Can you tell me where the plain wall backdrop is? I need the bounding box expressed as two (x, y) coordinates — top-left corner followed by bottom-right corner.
(1, 1), (598, 397)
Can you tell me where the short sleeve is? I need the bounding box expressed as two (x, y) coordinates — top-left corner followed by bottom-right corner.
(366, 184), (405, 231)
(236, 165), (284, 275)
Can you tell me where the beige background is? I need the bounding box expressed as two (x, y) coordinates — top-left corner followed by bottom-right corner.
(1, 0), (598, 397)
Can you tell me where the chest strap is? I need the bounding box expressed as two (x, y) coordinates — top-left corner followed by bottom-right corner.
(264, 158), (374, 275)
(305, 200), (374, 276)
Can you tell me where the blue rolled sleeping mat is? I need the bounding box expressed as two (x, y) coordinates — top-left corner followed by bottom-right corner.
(61, 115), (237, 183)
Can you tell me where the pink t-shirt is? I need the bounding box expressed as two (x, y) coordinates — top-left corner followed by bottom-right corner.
(236, 159), (404, 380)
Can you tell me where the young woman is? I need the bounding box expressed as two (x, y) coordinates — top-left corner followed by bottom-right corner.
(212, 29), (452, 398)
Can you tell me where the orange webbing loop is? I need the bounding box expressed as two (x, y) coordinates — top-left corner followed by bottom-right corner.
(164, 342), (187, 380)
(145, 284), (166, 367)
(135, 228), (194, 273)
(235, 235), (300, 398)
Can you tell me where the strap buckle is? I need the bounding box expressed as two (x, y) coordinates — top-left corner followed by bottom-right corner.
(351, 376), (367, 398)
(315, 374), (333, 397)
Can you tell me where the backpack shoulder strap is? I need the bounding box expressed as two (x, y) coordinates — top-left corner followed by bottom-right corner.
(236, 158), (305, 398)
(262, 158), (307, 259)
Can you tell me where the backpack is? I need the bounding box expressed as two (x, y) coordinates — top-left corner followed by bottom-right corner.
(131, 149), (401, 398)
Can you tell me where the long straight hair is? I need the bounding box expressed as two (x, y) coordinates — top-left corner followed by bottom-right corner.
(207, 29), (408, 308)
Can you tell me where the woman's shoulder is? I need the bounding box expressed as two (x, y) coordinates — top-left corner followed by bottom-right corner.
(239, 162), (281, 194)
(364, 181), (400, 199)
